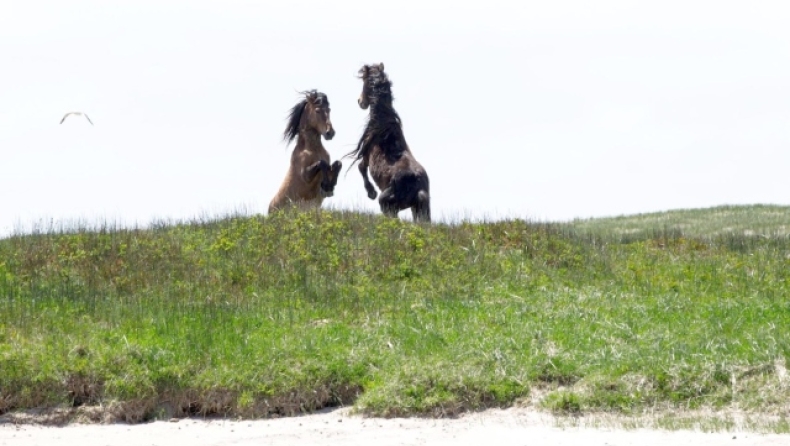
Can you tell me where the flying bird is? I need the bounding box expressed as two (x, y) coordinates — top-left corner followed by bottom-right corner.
(60, 112), (93, 126)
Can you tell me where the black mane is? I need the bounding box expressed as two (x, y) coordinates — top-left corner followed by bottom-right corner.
(283, 90), (326, 146)
(345, 68), (407, 166)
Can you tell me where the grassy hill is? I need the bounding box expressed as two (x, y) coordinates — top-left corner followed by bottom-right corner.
(0, 205), (788, 425)
(567, 204), (790, 239)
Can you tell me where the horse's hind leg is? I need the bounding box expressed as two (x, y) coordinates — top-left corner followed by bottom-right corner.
(377, 187), (400, 218)
(411, 190), (431, 223)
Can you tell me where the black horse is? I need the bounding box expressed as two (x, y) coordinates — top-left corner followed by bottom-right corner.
(345, 63), (431, 222)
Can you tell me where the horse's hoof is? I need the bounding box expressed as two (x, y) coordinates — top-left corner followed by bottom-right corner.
(367, 191), (377, 200)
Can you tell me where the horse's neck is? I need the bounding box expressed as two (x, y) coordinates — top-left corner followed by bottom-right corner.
(367, 109), (404, 146)
(370, 102), (399, 122)
(295, 132), (326, 154)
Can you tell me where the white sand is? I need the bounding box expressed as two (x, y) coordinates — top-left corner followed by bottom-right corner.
(2, 408), (787, 446)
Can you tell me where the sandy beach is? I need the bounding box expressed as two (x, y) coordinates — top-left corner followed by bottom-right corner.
(2, 407), (787, 446)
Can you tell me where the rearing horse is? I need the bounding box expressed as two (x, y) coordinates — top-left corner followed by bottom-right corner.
(345, 63), (431, 223)
(269, 90), (342, 214)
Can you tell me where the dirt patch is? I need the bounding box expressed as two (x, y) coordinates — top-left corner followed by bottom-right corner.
(0, 384), (363, 426)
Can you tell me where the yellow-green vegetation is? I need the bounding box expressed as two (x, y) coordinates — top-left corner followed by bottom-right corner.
(0, 205), (788, 424)
(567, 204), (790, 239)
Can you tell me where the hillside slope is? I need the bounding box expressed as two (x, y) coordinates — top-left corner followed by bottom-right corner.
(1, 206), (788, 425)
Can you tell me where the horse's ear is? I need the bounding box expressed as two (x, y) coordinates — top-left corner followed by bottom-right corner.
(378, 62), (384, 71)
(305, 90), (317, 103)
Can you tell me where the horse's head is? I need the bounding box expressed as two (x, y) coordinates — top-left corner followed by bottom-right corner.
(284, 90), (335, 144)
(320, 160), (343, 197)
(305, 90), (335, 140)
(357, 63), (387, 110)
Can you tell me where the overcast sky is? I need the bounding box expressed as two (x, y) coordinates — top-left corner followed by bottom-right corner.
(1, 1), (788, 235)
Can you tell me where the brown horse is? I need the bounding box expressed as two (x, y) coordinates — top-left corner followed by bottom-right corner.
(345, 63), (431, 222)
(269, 90), (342, 214)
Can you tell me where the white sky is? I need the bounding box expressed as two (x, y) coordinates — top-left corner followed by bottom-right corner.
(1, 1), (789, 235)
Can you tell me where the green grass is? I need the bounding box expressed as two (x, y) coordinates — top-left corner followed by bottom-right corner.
(567, 204), (790, 239)
(0, 205), (789, 424)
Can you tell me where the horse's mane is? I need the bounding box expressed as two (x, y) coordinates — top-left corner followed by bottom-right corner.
(283, 90), (325, 146)
(345, 68), (407, 167)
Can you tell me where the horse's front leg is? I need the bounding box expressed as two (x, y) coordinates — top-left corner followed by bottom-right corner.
(302, 160), (330, 183)
(358, 159), (378, 200)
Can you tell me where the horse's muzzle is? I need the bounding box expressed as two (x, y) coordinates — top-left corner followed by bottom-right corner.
(325, 128), (335, 140)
